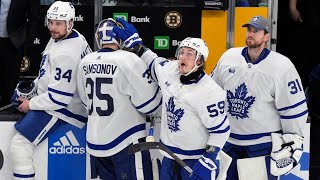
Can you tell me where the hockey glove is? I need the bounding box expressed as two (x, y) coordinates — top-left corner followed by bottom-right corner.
(191, 148), (220, 180)
(114, 17), (143, 49)
(270, 133), (304, 176)
(11, 80), (37, 108)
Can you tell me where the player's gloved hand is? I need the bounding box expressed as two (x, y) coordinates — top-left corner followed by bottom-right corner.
(113, 17), (143, 49)
(11, 80), (37, 108)
(191, 148), (220, 180)
(270, 133), (304, 176)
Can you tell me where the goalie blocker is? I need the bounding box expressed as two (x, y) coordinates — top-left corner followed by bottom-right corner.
(237, 133), (304, 180)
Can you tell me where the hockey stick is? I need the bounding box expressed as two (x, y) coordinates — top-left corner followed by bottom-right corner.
(146, 116), (156, 142)
(0, 102), (14, 112)
(130, 117), (193, 174)
(129, 142), (193, 175)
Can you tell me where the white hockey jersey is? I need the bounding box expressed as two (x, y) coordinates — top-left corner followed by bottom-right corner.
(77, 48), (162, 157)
(29, 29), (92, 128)
(211, 47), (308, 146)
(141, 50), (230, 160)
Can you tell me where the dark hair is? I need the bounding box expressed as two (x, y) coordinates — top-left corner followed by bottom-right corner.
(198, 56), (205, 70)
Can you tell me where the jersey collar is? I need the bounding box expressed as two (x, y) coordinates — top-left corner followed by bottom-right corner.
(242, 47), (270, 64)
(180, 70), (205, 85)
(97, 48), (115, 52)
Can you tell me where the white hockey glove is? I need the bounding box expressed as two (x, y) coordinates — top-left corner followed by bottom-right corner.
(270, 133), (304, 176)
(114, 17), (143, 49)
(191, 147), (220, 180)
(11, 80), (37, 108)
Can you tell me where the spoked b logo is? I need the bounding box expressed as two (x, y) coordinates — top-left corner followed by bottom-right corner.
(0, 149), (4, 171)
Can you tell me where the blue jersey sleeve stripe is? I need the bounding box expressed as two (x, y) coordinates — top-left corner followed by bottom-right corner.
(160, 140), (206, 156)
(136, 86), (161, 109)
(208, 115), (228, 131)
(209, 125), (230, 134)
(13, 173), (35, 178)
(230, 130), (282, 140)
(87, 123), (146, 150)
(48, 93), (68, 107)
(81, 101), (87, 107)
(48, 87), (73, 97)
(277, 99), (306, 111)
(145, 98), (162, 115)
(148, 58), (158, 81)
(280, 109), (309, 119)
(153, 65), (158, 81)
(55, 108), (87, 123)
(147, 59), (154, 73)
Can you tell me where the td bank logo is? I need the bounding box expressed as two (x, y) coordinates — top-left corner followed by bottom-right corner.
(113, 13), (128, 21)
(154, 36), (170, 50)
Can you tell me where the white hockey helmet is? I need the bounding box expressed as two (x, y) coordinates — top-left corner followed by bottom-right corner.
(95, 18), (124, 49)
(175, 37), (209, 61)
(46, 1), (75, 31)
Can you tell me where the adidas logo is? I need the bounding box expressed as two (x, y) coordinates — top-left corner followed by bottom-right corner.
(49, 131), (85, 155)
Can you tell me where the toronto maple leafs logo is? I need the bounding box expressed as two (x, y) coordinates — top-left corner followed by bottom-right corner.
(166, 97), (184, 132)
(227, 83), (255, 119)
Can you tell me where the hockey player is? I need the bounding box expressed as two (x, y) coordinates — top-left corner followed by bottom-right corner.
(210, 15), (308, 179)
(77, 18), (162, 179)
(9, 1), (92, 179)
(114, 18), (231, 180)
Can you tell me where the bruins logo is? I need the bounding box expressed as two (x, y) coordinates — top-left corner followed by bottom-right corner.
(164, 11), (182, 28)
(20, 56), (30, 72)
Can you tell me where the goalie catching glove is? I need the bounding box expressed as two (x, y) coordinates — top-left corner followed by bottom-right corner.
(270, 133), (304, 176)
(191, 147), (220, 180)
(11, 80), (37, 108)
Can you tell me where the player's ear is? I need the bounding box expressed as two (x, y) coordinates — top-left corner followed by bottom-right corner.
(67, 20), (74, 31)
(263, 32), (270, 41)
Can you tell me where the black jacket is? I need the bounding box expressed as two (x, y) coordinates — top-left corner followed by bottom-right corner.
(7, 0), (40, 49)
(308, 64), (320, 120)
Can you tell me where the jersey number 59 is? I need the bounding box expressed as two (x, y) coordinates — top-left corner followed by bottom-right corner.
(86, 77), (114, 116)
(207, 101), (225, 118)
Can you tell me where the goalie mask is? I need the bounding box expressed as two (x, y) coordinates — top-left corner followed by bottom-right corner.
(46, 1), (75, 33)
(95, 18), (124, 49)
